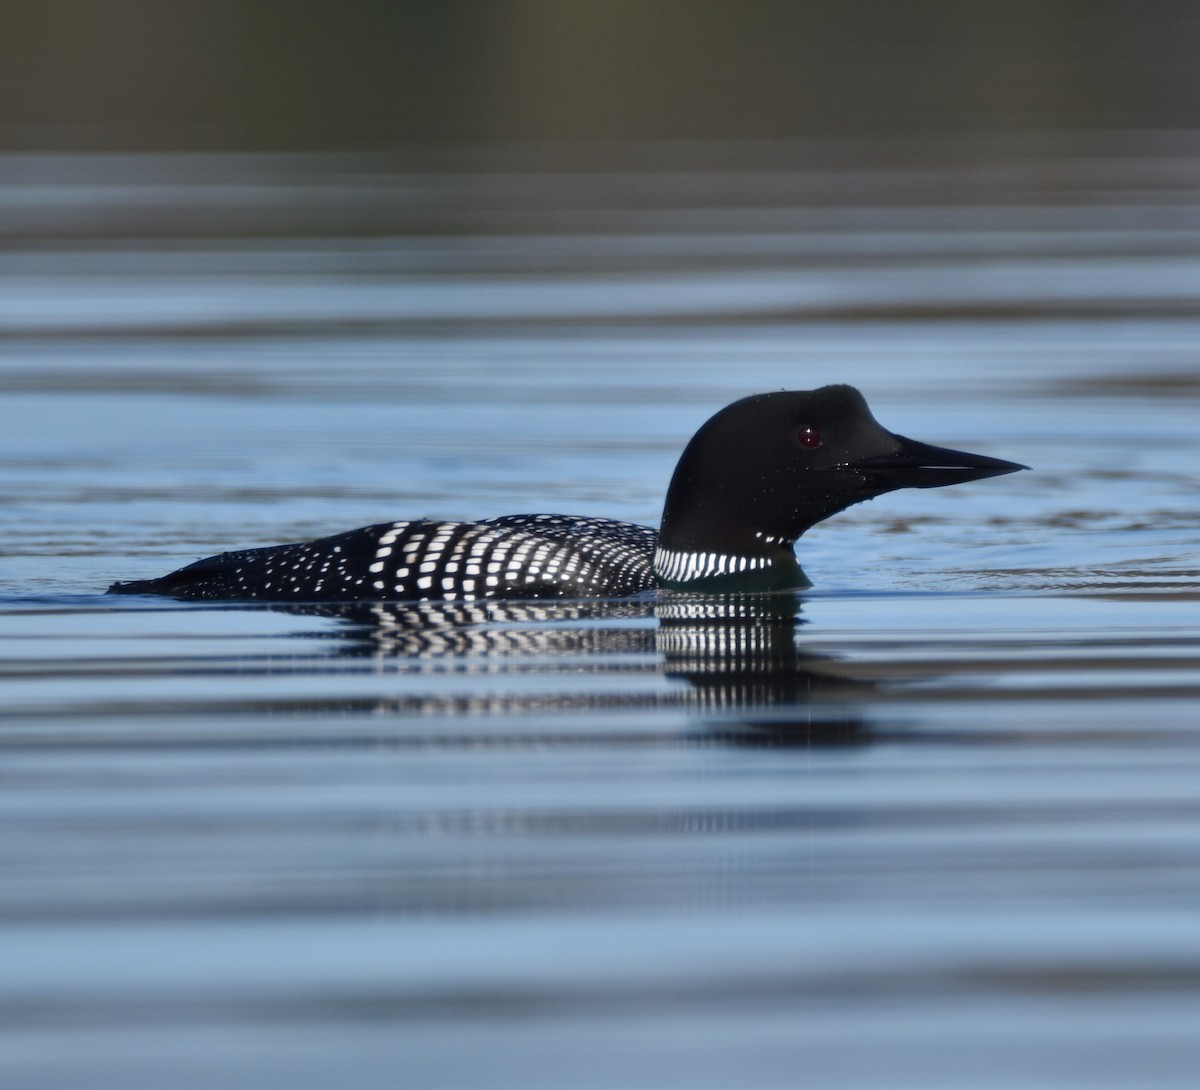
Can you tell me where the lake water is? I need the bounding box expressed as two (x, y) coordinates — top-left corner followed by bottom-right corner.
(3, 139), (1200, 1089)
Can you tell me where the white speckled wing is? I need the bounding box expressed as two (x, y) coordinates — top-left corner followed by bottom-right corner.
(133, 514), (659, 602)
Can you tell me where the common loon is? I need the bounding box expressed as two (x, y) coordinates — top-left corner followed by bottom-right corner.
(108, 384), (1025, 602)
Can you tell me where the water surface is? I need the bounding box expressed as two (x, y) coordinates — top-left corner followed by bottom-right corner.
(3, 143), (1200, 1089)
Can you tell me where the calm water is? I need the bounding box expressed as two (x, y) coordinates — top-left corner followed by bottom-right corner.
(4, 142), (1200, 1088)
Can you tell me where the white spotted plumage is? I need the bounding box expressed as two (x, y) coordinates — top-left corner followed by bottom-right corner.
(142, 515), (661, 602)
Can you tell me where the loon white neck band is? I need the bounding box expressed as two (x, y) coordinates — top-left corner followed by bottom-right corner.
(653, 546), (771, 584)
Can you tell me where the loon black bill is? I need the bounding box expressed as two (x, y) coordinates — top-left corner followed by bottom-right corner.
(851, 435), (1029, 490)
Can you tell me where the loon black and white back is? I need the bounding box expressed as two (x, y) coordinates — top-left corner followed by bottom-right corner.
(114, 515), (658, 602)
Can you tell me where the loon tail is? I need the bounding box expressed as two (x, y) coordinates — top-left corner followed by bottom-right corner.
(107, 566), (219, 596)
(108, 577), (169, 595)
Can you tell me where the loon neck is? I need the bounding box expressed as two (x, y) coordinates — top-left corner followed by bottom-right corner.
(655, 419), (819, 592)
(655, 479), (812, 592)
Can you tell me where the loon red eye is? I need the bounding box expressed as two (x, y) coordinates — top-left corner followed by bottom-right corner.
(795, 426), (823, 449)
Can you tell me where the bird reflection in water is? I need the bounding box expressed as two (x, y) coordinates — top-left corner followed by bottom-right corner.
(656, 593), (869, 747)
(283, 590), (872, 747)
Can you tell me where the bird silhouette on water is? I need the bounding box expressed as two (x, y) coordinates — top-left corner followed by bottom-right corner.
(108, 384), (1026, 602)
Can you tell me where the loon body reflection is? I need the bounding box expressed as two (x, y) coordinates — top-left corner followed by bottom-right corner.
(258, 594), (876, 747)
(108, 384), (1025, 602)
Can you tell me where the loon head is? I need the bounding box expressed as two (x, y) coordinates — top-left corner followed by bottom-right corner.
(655, 384), (1027, 591)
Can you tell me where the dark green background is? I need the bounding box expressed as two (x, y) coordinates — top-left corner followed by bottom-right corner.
(4, 1), (1200, 150)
